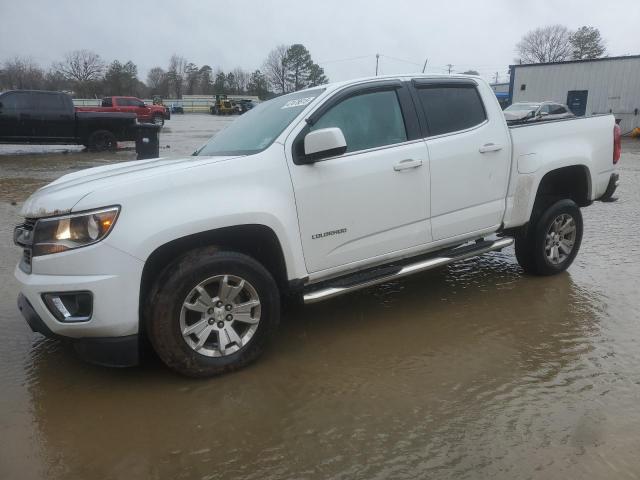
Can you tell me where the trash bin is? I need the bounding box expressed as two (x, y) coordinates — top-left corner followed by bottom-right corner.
(135, 123), (161, 160)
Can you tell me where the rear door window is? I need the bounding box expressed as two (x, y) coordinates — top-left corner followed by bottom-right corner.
(34, 93), (66, 112)
(310, 89), (407, 153)
(415, 84), (486, 136)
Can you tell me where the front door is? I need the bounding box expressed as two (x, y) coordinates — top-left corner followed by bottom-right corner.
(0, 91), (36, 140)
(288, 84), (431, 273)
(413, 80), (511, 241)
(566, 90), (588, 116)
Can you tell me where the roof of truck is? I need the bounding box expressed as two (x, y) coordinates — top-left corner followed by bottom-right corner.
(301, 73), (482, 96)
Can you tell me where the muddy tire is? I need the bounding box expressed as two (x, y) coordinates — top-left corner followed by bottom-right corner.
(515, 198), (583, 276)
(152, 114), (164, 126)
(146, 248), (280, 377)
(87, 130), (116, 151)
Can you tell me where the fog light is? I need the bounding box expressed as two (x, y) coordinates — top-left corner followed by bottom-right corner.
(42, 292), (93, 322)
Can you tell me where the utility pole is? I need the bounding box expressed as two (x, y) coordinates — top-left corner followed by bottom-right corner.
(375, 53), (380, 76)
(446, 64), (453, 74)
(494, 71), (499, 84)
(422, 58), (428, 73)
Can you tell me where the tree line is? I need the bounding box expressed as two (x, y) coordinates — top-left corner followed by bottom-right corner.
(516, 25), (607, 64)
(0, 44), (328, 100)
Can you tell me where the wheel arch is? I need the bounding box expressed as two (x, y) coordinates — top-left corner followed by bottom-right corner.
(534, 164), (592, 208)
(139, 224), (289, 331)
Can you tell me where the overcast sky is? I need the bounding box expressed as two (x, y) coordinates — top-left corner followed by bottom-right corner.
(1, 0), (639, 84)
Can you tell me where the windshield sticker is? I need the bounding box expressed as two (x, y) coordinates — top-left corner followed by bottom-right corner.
(281, 97), (315, 109)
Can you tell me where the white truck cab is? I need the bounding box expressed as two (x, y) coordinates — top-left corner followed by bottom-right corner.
(14, 74), (621, 376)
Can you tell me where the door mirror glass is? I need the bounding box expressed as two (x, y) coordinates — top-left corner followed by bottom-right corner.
(303, 127), (347, 162)
(539, 111), (549, 117)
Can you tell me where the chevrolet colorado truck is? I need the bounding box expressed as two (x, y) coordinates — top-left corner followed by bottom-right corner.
(0, 90), (138, 151)
(76, 96), (169, 126)
(13, 75), (621, 377)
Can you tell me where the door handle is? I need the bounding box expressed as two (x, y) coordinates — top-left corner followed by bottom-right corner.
(479, 143), (503, 153)
(393, 159), (423, 171)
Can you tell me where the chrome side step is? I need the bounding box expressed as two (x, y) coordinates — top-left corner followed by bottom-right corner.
(303, 237), (514, 304)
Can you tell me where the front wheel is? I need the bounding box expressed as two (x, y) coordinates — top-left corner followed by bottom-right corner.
(146, 249), (280, 377)
(515, 198), (583, 275)
(152, 114), (164, 126)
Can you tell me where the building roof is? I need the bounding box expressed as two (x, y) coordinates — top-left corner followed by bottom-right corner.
(510, 54), (640, 70)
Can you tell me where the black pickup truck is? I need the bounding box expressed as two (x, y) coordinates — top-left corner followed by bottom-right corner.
(0, 90), (138, 151)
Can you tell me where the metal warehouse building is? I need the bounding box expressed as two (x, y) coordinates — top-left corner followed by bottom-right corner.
(509, 55), (640, 134)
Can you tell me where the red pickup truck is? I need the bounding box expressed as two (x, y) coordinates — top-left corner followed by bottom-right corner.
(76, 96), (169, 126)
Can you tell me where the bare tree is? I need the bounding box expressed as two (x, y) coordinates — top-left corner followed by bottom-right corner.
(0, 56), (45, 90)
(167, 54), (187, 98)
(146, 67), (166, 93)
(232, 67), (249, 94)
(516, 25), (572, 64)
(570, 26), (606, 59)
(55, 49), (105, 83)
(53, 49), (105, 97)
(263, 45), (290, 94)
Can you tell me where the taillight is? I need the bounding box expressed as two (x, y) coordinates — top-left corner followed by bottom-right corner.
(613, 123), (621, 164)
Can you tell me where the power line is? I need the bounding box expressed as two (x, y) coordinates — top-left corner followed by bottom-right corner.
(317, 55), (373, 65)
(379, 54), (423, 67)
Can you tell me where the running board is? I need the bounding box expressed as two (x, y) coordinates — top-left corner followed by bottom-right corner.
(303, 237), (514, 304)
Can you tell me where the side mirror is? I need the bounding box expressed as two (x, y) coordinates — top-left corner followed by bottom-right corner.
(302, 127), (347, 163)
(538, 111), (549, 117)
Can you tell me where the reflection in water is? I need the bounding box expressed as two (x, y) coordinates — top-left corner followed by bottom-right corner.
(26, 251), (607, 479)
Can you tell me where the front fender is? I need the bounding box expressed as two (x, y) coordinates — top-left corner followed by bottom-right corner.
(73, 149), (308, 280)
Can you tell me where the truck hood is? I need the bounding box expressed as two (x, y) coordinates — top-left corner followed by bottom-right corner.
(503, 110), (533, 122)
(21, 155), (240, 218)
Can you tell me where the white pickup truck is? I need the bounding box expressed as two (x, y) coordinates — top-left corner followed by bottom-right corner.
(14, 74), (621, 376)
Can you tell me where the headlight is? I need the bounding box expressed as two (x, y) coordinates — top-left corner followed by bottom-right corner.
(32, 207), (119, 256)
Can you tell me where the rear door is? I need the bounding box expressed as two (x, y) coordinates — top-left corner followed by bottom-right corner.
(287, 81), (431, 273)
(412, 79), (511, 241)
(32, 92), (75, 140)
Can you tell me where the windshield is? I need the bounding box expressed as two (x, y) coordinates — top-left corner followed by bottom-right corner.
(505, 102), (540, 112)
(195, 89), (324, 156)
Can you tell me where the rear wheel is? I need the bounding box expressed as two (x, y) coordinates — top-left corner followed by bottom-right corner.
(515, 198), (583, 275)
(87, 130), (116, 151)
(146, 248), (280, 377)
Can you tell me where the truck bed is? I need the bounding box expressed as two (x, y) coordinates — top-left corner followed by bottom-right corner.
(503, 113), (615, 228)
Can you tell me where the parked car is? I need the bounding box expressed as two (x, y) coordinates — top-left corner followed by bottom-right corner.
(14, 75), (620, 376)
(237, 99), (257, 114)
(0, 90), (138, 151)
(170, 103), (184, 114)
(503, 101), (574, 123)
(76, 96), (169, 126)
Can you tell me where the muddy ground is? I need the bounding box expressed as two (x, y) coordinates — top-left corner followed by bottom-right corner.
(1, 115), (640, 479)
